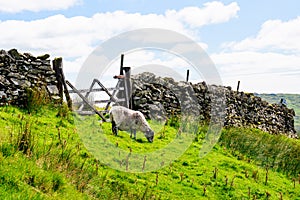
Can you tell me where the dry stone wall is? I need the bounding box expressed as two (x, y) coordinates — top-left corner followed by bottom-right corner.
(131, 72), (297, 138)
(0, 49), (296, 138)
(0, 49), (59, 106)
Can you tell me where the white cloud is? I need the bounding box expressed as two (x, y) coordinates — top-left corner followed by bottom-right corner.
(166, 1), (240, 28)
(223, 17), (300, 53)
(0, 2), (239, 78)
(212, 51), (300, 74)
(215, 16), (300, 93)
(211, 51), (300, 93)
(0, 0), (81, 13)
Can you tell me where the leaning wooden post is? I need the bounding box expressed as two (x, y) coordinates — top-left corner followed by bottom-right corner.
(60, 61), (72, 110)
(53, 57), (72, 110)
(66, 80), (106, 122)
(56, 58), (72, 109)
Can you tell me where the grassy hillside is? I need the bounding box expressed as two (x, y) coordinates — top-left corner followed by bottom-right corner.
(0, 105), (300, 199)
(257, 93), (300, 133)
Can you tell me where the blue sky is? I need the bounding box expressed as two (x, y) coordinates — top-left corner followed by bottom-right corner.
(0, 0), (299, 93)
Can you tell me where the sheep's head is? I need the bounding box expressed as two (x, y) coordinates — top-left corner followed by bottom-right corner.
(145, 129), (154, 143)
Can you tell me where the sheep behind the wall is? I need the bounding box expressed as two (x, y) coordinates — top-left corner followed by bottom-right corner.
(109, 106), (154, 143)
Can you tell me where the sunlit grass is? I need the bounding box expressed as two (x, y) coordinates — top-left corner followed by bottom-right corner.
(0, 105), (300, 199)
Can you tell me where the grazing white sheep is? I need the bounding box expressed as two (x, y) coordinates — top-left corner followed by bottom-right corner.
(109, 106), (154, 142)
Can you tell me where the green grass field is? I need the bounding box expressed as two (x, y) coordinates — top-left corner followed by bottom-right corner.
(0, 105), (300, 199)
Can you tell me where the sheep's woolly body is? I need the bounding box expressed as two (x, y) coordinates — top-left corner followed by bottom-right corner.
(110, 106), (148, 132)
(109, 106), (154, 142)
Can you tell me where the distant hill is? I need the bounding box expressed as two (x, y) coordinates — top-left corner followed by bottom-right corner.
(256, 93), (300, 133)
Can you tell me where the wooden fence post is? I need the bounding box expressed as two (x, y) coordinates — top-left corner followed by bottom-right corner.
(120, 54), (124, 75)
(53, 58), (63, 103)
(186, 69), (190, 82)
(116, 54), (132, 108)
(52, 57), (72, 110)
(123, 67), (132, 109)
(237, 80), (240, 92)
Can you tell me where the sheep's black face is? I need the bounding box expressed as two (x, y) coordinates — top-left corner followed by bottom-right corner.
(147, 135), (154, 143)
(146, 129), (154, 143)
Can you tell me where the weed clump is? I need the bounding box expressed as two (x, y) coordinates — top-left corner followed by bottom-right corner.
(25, 86), (49, 114)
(17, 118), (34, 156)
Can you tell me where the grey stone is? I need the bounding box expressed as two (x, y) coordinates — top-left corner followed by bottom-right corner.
(131, 72), (297, 138)
(10, 78), (31, 88)
(8, 49), (21, 60)
(47, 85), (59, 95)
(37, 54), (50, 60)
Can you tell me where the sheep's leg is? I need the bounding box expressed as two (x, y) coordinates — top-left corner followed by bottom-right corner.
(129, 129), (136, 139)
(130, 129), (136, 139)
(112, 120), (118, 136)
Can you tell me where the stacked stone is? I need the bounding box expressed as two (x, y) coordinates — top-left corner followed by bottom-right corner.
(131, 72), (202, 121)
(132, 72), (180, 121)
(131, 72), (297, 138)
(223, 90), (296, 137)
(0, 49), (59, 106)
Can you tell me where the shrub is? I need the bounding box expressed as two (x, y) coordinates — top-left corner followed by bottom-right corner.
(25, 86), (50, 114)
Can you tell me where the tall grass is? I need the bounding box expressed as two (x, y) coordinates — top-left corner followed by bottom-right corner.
(219, 127), (300, 176)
